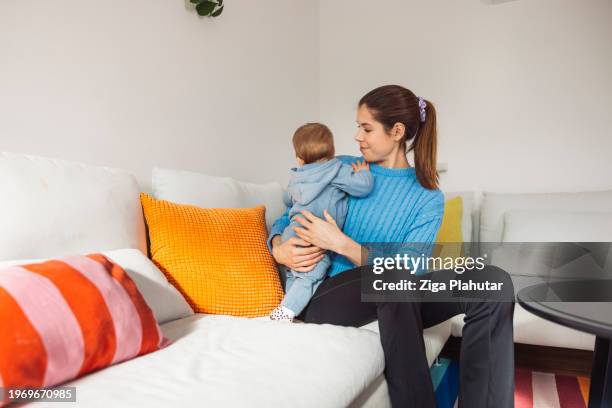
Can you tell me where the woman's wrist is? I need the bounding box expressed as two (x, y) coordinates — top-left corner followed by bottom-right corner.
(271, 235), (283, 263)
(271, 235), (281, 248)
(336, 234), (362, 265)
(335, 233), (350, 256)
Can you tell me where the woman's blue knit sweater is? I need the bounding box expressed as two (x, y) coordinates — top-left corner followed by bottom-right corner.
(268, 155), (444, 277)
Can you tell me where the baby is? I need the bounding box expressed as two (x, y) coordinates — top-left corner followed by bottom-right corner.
(270, 123), (374, 322)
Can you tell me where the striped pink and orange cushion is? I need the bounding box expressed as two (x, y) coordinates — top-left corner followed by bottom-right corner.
(0, 253), (163, 402)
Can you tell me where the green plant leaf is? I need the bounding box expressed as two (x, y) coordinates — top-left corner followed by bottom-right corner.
(196, 1), (216, 16)
(218, 0), (223, 6)
(189, 0), (200, 4)
(211, 5), (223, 17)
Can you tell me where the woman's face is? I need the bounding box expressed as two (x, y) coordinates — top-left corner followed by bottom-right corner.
(355, 104), (403, 163)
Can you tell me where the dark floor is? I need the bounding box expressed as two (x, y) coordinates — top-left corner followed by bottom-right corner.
(439, 336), (593, 377)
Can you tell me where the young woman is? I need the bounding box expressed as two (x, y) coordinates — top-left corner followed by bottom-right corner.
(269, 85), (515, 407)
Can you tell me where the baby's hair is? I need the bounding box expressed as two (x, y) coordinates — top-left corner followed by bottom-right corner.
(293, 123), (335, 164)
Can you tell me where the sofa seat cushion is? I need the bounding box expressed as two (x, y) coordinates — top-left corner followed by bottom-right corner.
(58, 313), (450, 407)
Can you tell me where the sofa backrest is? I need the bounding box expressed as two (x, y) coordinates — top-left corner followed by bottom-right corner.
(479, 190), (612, 243)
(152, 167), (285, 232)
(0, 152), (147, 261)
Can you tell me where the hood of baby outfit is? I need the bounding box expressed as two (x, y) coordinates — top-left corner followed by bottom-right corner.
(287, 158), (342, 206)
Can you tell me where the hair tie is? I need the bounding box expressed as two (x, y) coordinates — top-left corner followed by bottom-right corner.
(417, 96), (427, 122)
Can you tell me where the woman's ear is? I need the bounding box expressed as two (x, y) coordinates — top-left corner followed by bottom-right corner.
(392, 123), (405, 142)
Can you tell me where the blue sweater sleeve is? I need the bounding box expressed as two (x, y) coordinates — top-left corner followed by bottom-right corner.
(282, 190), (293, 207)
(405, 191), (444, 243)
(267, 206), (290, 253)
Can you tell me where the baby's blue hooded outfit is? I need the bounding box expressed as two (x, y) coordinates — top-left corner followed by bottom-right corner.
(280, 157), (374, 315)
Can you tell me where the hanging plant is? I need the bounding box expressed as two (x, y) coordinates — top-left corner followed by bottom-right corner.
(190, 0), (224, 17)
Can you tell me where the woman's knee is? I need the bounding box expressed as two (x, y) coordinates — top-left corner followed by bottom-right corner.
(482, 264), (515, 301)
(482, 264), (511, 280)
(462, 265), (515, 320)
(376, 301), (422, 323)
(464, 298), (514, 327)
(375, 302), (425, 343)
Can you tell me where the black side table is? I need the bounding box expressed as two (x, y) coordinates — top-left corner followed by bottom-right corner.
(518, 280), (612, 408)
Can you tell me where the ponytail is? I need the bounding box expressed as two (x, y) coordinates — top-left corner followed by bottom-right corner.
(409, 99), (438, 190)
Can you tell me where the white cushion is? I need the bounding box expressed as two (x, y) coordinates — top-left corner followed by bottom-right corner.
(0, 249), (193, 324)
(479, 190), (612, 243)
(152, 167), (285, 231)
(0, 152), (146, 260)
(503, 210), (612, 242)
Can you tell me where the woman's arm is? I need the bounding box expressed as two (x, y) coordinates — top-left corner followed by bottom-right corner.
(270, 235), (325, 272)
(267, 207), (291, 252)
(293, 210), (367, 267)
(336, 233), (365, 266)
(268, 202), (326, 272)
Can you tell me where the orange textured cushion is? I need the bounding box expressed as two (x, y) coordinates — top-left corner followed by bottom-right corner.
(140, 193), (283, 317)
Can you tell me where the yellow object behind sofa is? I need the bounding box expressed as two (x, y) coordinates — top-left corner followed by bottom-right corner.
(140, 193), (283, 317)
(434, 196), (464, 258)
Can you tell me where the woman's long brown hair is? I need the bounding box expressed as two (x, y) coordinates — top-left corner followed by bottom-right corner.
(359, 85), (438, 190)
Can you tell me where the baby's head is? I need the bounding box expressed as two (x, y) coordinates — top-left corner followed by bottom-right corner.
(292, 123), (335, 166)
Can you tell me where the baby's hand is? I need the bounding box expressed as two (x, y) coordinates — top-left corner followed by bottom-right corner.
(352, 160), (370, 173)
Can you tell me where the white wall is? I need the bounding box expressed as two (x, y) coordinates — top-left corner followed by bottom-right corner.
(0, 0), (319, 190)
(2, 0), (611, 195)
(319, 0), (612, 194)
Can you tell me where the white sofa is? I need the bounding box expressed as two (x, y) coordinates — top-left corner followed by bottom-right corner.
(449, 190), (612, 351)
(2, 152), (608, 406)
(0, 152), (452, 407)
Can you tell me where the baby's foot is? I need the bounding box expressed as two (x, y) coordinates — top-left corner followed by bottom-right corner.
(269, 306), (295, 322)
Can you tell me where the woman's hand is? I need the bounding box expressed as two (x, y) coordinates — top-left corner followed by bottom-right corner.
(271, 235), (325, 273)
(293, 210), (346, 253)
